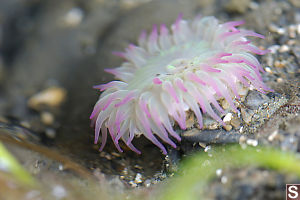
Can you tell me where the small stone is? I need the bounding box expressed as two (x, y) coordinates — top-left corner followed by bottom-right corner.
(239, 135), (247, 143)
(63, 8), (84, 27)
(246, 139), (258, 147)
(225, 0), (250, 14)
(297, 24), (300, 35)
(144, 179), (151, 187)
(121, 167), (128, 175)
(134, 173), (143, 184)
(203, 118), (219, 130)
(204, 145), (211, 152)
(276, 78), (284, 83)
(129, 180), (138, 187)
(277, 28), (286, 35)
(185, 112), (195, 129)
(223, 113), (233, 123)
(265, 67), (272, 73)
(239, 126), (244, 133)
(111, 152), (121, 157)
(279, 45), (290, 53)
(41, 112), (54, 125)
(287, 40), (296, 46)
(198, 142), (206, 148)
(99, 152), (112, 160)
(268, 45), (280, 54)
(58, 164), (64, 171)
(241, 108), (254, 124)
(134, 164), (143, 170)
(268, 130), (278, 141)
(268, 24), (285, 34)
(45, 128), (56, 139)
(274, 60), (285, 68)
(20, 121), (31, 129)
(28, 87), (67, 110)
(268, 24), (278, 32)
(288, 25), (297, 38)
(216, 169), (222, 176)
(223, 124), (232, 131)
(221, 176), (228, 184)
(52, 185), (67, 199)
(230, 117), (241, 129)
(220, 99), (230, 110)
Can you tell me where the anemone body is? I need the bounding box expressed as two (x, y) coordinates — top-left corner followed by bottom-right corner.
(90, 15), (271, 154)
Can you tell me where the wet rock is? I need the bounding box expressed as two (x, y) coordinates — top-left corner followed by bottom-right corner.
(244, 90), (271, 110)
(181, 128), (244, 144)
(27, 87), (67, 110)
(224, 0), (250, 14)
(289, 0), (300, 8)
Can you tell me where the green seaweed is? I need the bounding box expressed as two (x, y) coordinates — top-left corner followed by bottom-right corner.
(0, 142), (35, 186)
(160, 145), (300, 200)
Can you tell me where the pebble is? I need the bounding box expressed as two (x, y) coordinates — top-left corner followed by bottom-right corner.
(144, 179), (151, 187)
(41, 112), (55, 125)
(221, 176), (228, 184)
(99, 152), (112, 160)
(246, 139), (258, 147)
(241, 108), (254, 124)
(203, 118), (219, 130)
(268, 24), (286, 35)
(63, 8), (84, 27)
(204, 145), (211, 153)
(52, 185), (67, 200)
(223, 113), (233, 123)
(230, 117), (241, 129)
(111, 152), (121, 157)
(279, 45), (290, 53)
(134, 173), (143, 184)
(265, 67), (272, 74)
(276, 78), (284, 83)
(20, 121), (31, 129)
(58, 164), (64, 171)
(274, 60), (286, 68)
(288, 25), (297, 38)
(28, 87), (67, 110)
(45, 128), (56, 138)
(216, 169), (222, 177)
(224, 0), (250, 14)
(221, 99), (230, 110)
(185, 112), (195, 129)
(268, 130), (278, 142)
(223, 124), (232, 131)
(129, 180), (138, 187)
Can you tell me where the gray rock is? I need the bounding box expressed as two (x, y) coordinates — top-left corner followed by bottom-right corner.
(244, 90), (271, 110)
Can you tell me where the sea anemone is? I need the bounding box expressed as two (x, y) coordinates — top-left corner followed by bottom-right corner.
(90, 14), (271, 154)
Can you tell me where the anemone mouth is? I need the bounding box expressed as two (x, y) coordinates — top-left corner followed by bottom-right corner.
(91, 14), (272, 155)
